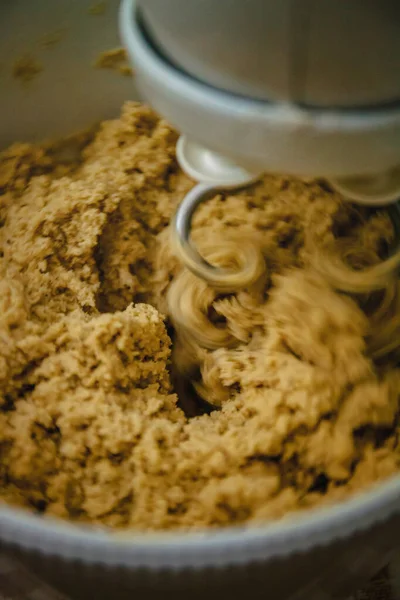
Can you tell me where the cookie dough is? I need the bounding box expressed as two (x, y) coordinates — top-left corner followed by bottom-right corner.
(0, 102), (399, 530)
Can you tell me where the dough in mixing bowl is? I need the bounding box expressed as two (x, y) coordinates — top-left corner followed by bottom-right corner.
(0, 102), (399, 530)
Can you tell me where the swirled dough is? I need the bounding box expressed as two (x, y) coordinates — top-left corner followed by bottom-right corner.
(0, 102), (400, 530)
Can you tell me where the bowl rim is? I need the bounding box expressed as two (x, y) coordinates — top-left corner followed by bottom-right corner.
(1, 474), (400, 568)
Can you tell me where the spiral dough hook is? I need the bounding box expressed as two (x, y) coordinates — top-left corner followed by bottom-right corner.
(171, 183), (266, 291)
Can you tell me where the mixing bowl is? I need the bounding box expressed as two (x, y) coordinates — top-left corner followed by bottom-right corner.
(1, 2), (400, 598)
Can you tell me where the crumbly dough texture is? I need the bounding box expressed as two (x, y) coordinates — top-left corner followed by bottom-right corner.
(0, 102), (400, 531)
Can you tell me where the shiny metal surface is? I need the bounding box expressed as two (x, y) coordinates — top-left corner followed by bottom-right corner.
(0, 0), (135, 148)
(138, 0), (400, 107)
(122, 0), (400, 180)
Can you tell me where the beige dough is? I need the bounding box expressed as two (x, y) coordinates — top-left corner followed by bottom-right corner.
(0, 102), (400, 531)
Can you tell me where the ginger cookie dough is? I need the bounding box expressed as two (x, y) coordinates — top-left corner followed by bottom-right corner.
(0, 102), (400, 531)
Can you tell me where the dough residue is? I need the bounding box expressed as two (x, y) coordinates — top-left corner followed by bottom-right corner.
(40, 30), (64, 49)
(0, 102), (400, 531)
(88, 1), (107, 16)
(12, 55), (43, 84)
(95, 48), (134, 77)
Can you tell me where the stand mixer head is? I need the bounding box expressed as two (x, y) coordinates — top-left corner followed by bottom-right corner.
(120, 0), (400, 287)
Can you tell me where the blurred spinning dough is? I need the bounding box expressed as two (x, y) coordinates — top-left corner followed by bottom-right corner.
(0, 102), (400, 531)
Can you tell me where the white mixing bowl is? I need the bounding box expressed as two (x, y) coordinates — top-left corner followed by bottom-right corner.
(1, 2), (400, 598)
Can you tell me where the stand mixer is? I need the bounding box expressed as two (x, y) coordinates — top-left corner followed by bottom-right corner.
(120, 0), (400, 288)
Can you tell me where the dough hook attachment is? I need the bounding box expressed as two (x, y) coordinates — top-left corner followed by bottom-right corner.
(172, 136), (264, 290)
(171, 182), (265, 291)
(330, 167), (400, 207)
(173, 136), (400, 289)
(173, 185), (400, 292)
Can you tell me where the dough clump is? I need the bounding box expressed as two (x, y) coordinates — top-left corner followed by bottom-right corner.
(0, 102), (400, 530)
